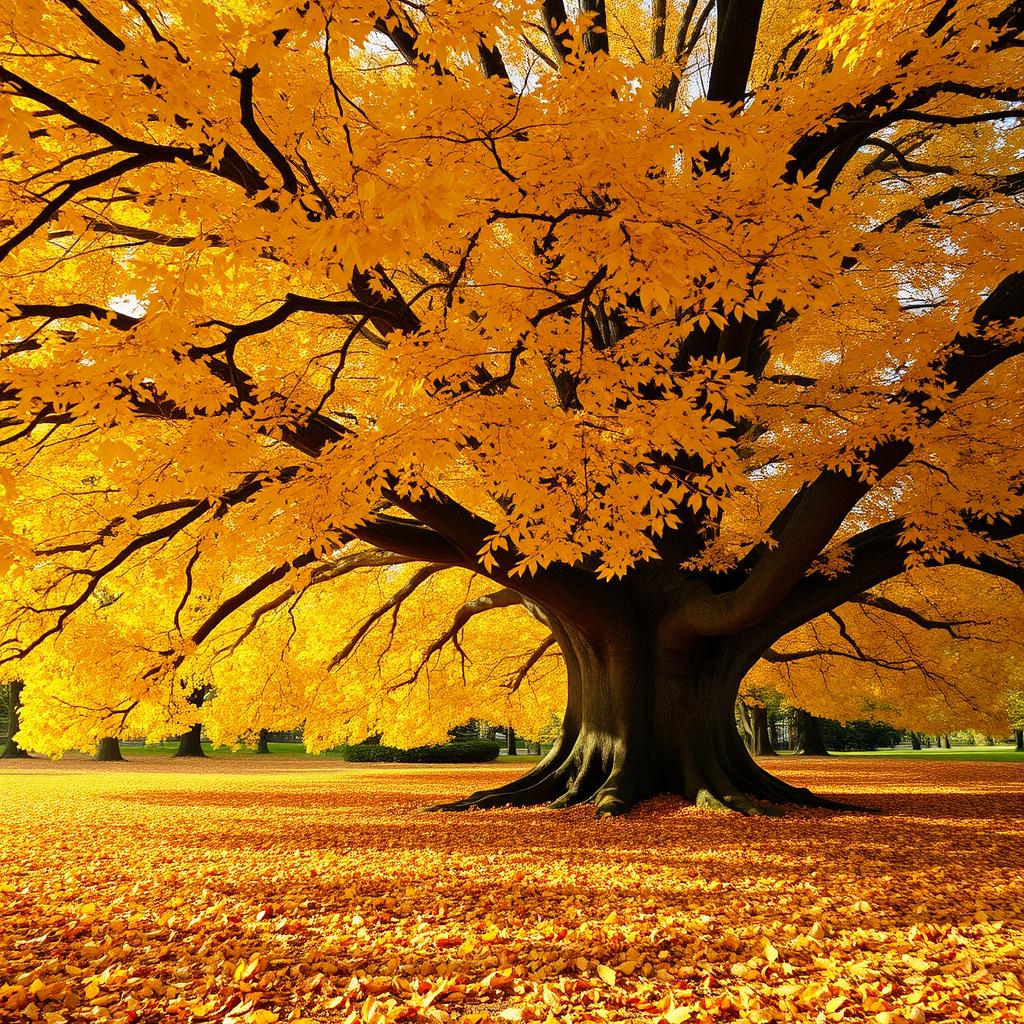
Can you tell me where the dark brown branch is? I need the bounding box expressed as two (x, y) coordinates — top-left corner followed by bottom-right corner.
(506, 635), (556, 692)
(706, 0), (765, 103)
(328, 564), (448, 668)
(579, 0), (609, 55)
(852, 592), (976, 636)
(671, 267), (1024, 637)
(230, 65), (299, 194)
(0, 153), (152, 262)
(541, 0), (572, 65)
(400, 588), (522, 687)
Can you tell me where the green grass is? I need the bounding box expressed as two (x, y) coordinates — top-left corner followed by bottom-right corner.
(832, 745), (1024, 763)
(115, 742), (547, 761)
(106, 743), (1024, 763)
(119, 741), (342, 758)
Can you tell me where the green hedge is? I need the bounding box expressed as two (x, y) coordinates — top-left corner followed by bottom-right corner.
(337, 740), (500, 763)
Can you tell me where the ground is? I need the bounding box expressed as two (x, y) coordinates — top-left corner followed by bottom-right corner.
(1, 760), (1021, 1024)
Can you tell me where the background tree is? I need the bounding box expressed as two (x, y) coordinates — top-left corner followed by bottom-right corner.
(738, 692), (778, 757)
(174, 687), (209, 758)
(748, 567), (1023, 741)
(1, 0), (1023, 815)
(1, 679), (29, 759)
(94, 736), (125, 762)
(790, 709), (829, 757)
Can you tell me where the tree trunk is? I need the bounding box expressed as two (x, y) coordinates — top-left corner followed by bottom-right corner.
(1, 680), (30, 759)
(792, 708), (829, 756)
(910, 732), (922, 750)
(174, 722), (205, 757)
(1015, 729), (1023, 752)
(505, 726), (517, 756)
(739, 702), (776, 757)
(429, 622), (854, 817)
(95, 736), (125, 762)
(2, 681), (30, 759)
(943, 734), (951, 749)
(256, 728), (270, 754)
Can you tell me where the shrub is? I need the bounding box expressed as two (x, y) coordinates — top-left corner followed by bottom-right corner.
(337, 740), (500, 763)
(818, 719), (903, 751)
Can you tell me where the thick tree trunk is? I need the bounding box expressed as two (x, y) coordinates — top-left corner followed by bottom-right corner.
(943, 734), (951, 749)
(1, 680), (30, 759)
(505, 726), (517, 756)
(1015, 729), (1023, 752)
(910, 732), (922, 750)
(430, 621), (856, 817)
(256, 729), (270, 754)
(95, 736), (125, 762)
(739, 702), (777, 757)
(792, 708), (829, 756)
(174, 722), (206, 757)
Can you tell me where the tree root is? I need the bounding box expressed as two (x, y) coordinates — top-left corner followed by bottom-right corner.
(425, 732), (879, 816)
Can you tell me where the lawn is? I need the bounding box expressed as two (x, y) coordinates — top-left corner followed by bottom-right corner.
(833, 747), (1024, 763)
(115, 740), (1024, 763)
(1, 758), (1021, 1023)
(109, 741), (546, 762)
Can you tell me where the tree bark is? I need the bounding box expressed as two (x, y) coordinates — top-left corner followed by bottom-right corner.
(1, 680), (30, 759)
(910, 732), (922, 750)
(174, 721), (206, 757)
(739, 702), (777, 757)
(943, 734), (951, 749)
(174, 686), (208, 757)
(505, 726), (517, 756)
(430, 618), (856, 817)
(1015, 729), (1023, 752)
(792, 708), (829, 756)
(95, 736), (125, 762)
(256, 728), (270, 754)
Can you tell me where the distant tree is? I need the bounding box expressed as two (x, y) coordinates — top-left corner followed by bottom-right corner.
(1, 680), (29, 759)
(739, 700), (776, 757)
(174, 688), (209, 758)
(95, 736), (125, 762)
(791, 709), (829, 757)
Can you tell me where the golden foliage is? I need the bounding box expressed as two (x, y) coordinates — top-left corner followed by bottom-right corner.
(0, 0), (1023, 783)
(2, 758), (1023, 1023)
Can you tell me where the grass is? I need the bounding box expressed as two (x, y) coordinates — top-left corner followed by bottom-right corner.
(832, 745), (1024, 763)
(116, 740), (546, 761)
(99, 740), (1024, 763)
(122, 740), (339, 758)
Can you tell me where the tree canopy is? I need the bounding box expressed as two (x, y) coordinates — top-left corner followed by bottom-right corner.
(1, 0), (1022, 812)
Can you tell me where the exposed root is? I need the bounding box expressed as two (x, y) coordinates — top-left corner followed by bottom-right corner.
(424, 730), (877, 816)
(424, 765), (570, 811)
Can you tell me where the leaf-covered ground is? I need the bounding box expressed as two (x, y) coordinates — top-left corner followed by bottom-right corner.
(1, 759), (1021, 1024)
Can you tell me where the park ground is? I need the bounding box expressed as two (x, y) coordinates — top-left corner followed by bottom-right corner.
(1, 759), (1022, 1024)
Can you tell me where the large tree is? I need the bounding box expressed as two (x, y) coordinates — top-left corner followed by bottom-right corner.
(1, 0), (1022, 814)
